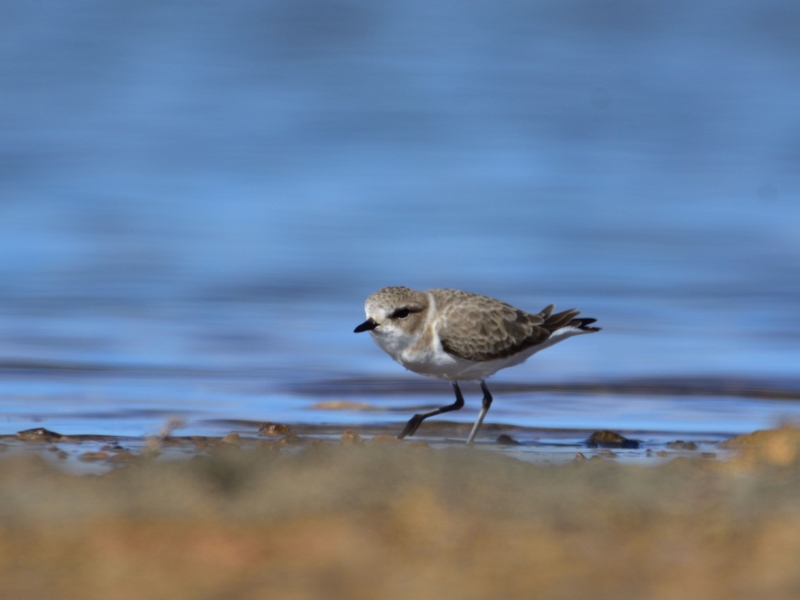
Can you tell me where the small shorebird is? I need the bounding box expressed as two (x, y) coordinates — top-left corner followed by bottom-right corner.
(354, 287), (600, 443)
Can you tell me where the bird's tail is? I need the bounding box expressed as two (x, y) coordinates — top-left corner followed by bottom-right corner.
(539, 305), (601, 334)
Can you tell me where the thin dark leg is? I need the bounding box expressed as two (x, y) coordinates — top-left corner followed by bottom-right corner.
(397, 381), (465, 439)
(466, 381), (493, 444)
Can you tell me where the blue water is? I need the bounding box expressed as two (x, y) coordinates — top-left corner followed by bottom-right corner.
(1, 0), (800, 439)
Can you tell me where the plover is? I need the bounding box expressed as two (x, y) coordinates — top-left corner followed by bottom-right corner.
(354, 287), (600, 443)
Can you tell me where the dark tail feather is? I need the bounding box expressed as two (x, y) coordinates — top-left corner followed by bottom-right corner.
(570, 317), (601, 332)
(542, 308), (601, 334)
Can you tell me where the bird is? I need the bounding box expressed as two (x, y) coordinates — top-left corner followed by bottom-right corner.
(354, 286), (600, 443)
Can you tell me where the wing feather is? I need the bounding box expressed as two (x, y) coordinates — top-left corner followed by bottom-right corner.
(429, 289), (599, 362)
(431, 290), (554, 362)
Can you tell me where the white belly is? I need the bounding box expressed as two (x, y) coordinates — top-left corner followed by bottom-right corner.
(390, 326), (591, 381)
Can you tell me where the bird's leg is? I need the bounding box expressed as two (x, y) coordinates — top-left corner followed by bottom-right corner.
(398, 381), (465, 439)
(466, 381), (493, 444)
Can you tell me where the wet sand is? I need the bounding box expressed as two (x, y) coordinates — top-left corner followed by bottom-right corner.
(1, 426), (800, 599)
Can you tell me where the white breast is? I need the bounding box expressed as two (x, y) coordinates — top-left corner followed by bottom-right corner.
(380, 324), (592, 382)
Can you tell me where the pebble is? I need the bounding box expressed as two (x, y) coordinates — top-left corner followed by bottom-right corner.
(101, 444), (126, 452)
(586, 430), (640, 449)
(667, 440), (698, 451)
(340, 431), (365, 446)
(496, 434), (521, 445)
(258, 422), (292, 437)
(221, 433), (241, 445)
(17, 428), (63, 443)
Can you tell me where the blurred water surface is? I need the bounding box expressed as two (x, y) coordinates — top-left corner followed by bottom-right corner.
(1, 0), (800, 438)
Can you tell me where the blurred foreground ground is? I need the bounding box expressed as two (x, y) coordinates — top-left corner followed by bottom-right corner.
(1, 429), (800, 600)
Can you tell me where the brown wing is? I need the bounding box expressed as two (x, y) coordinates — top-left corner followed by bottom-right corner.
(432, 289), (596, 362)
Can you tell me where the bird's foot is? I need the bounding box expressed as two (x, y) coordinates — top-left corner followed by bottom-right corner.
(397, 414), (424, 439)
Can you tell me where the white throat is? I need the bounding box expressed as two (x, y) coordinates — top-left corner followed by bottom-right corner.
(370, 326), (417, 360)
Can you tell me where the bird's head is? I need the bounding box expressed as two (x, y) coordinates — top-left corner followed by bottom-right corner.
(354, 286), (429, 341)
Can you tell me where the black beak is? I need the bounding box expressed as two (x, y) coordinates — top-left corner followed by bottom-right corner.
(354, 318), (378, 333)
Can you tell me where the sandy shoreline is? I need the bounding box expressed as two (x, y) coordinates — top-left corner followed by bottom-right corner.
(0, 427), (799, 599)
(1, 419), (732, 473)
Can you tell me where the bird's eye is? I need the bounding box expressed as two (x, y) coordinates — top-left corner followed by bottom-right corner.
(392, 308), (411, 319)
